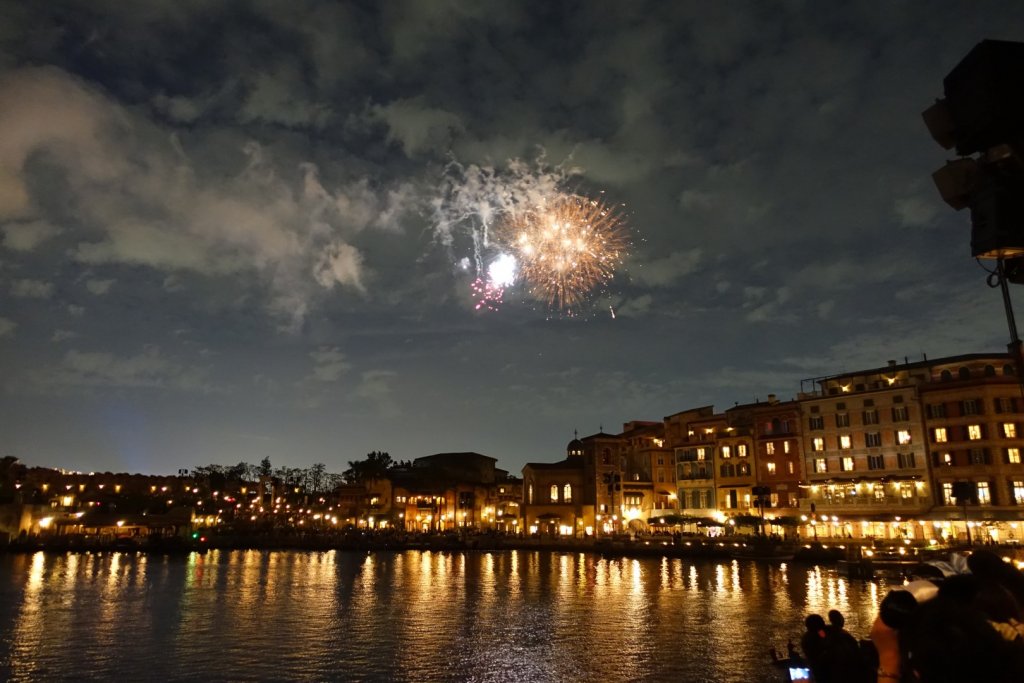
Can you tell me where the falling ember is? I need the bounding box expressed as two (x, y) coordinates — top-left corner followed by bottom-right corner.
(499, 194), (628, 311)
(471, 277), (504, 311)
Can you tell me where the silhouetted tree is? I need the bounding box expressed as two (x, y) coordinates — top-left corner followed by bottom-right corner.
(258, 457), (273, 478)
(308, 462), (327, 492)
(344, 451), (394, 484)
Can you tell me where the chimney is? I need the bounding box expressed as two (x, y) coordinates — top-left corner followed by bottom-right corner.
(767, 393), (778, 404)
(888, 360), (897, 368)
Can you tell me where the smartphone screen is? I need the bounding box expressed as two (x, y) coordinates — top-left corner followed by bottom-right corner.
(788, 666), (811, 682)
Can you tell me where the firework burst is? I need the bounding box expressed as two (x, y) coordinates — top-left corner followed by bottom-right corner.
(500, 194), (628, 312)
(434, 158), (630, 315)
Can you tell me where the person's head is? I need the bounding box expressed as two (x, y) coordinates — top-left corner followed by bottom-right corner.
(900, 594), (1024, 682)
(805, 614), (826, 633)
(827, 609), (844, 629)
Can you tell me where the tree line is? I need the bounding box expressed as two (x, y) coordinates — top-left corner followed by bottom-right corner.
(188, 451), (405, 493)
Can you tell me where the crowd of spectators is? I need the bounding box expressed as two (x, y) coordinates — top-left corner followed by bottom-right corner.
(783, 550), (1024, 682)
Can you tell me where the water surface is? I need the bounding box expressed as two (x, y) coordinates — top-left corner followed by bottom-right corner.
(0, 550), (890, 682)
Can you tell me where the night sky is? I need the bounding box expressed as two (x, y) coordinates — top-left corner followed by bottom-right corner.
(2, 2), (1023, 476)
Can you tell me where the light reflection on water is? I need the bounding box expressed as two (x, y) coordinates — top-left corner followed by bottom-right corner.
(0, 550), (893, 682)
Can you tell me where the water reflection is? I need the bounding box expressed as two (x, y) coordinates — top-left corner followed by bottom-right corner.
(0, 551), (886, 682)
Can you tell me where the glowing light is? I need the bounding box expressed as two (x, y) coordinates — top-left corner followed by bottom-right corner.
(499, 194), (628, 312)
(471, 277), (504, 311)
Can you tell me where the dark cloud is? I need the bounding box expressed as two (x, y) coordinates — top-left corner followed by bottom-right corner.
(1, 0), (1022, 474)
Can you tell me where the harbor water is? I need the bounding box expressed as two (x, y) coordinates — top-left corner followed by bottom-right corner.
(0, 550), (891, 682)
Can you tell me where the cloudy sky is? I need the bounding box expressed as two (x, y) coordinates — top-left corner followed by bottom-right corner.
(2, 1), (1023, 476)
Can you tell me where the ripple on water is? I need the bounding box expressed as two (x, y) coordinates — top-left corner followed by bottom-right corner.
(0, 550), (883, 682)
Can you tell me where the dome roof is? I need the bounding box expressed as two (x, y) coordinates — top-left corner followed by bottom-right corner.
(567, 438), (585, 456)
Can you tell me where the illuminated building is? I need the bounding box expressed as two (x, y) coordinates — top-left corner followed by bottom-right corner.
(521, 438), (591, 537)
(666, 407), (720, 523)
(920, 355), (1024, 543)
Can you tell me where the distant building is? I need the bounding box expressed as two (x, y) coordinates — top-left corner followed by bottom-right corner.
(522, 440), (590, 536)
(380, 452), (519, 532)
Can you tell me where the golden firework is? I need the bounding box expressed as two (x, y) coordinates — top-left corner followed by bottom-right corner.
(502, 194), (627, 311)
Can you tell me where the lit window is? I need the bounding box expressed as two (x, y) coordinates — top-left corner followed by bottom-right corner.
(528, 485), (533, 504)
(783, 441), (791, 454)
(977, 482), (991, 505)
(1010, 448), (1022, 464)
(766, 442), (776, 455)
(563, 484), (572, 503)
(898, 430), (912, 445)
(738, 444), (748, 457)
(901, 484), (914, 500)
(968, 425), (982, 441)
(814, 458), (827, 473)
(696, 448), (706, 461)
(841, 457), (854, 472)
(721, 446), (732, 458)
(942, 482), (953, 505)
(812, 437), (825, 452)
(1014, 480), (1024, 505)
(839, 435), (852, 449)
(550, 485), (558, 502)
(1004, 423), (1017, 438)
(942, 452), (953, 466)
(787, 462), (794, 474)
(766, 462), (776, 475)
(934, 428), (947, 443)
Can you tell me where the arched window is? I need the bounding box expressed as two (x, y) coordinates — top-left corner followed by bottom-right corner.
(984, 364), (996, 377)
(1005, 364), (1016, 376)
(527, 484), (534, 504)
(550, 484), (559, 502)
(941, 370), (953, 381)
(563, 483), (572, 503)
(601, 449), (611, 464)
(959, 367), (971, 379)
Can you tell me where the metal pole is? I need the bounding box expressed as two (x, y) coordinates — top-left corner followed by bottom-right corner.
(996, 259), (1024, 380)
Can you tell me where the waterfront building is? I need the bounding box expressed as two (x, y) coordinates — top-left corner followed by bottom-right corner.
(581, 430), (626, 534)
(666, 407), (720, 522)
(617, 421), (671, 532)
(493, 477), (522, 533)
(919, 354), (1024, 543)
(798, 359), (931, 540)
(751, 396), (804, 527)
(716, 404), (759, 525)
(383, 452), (516, 532)
(521, 439), (592, 536)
